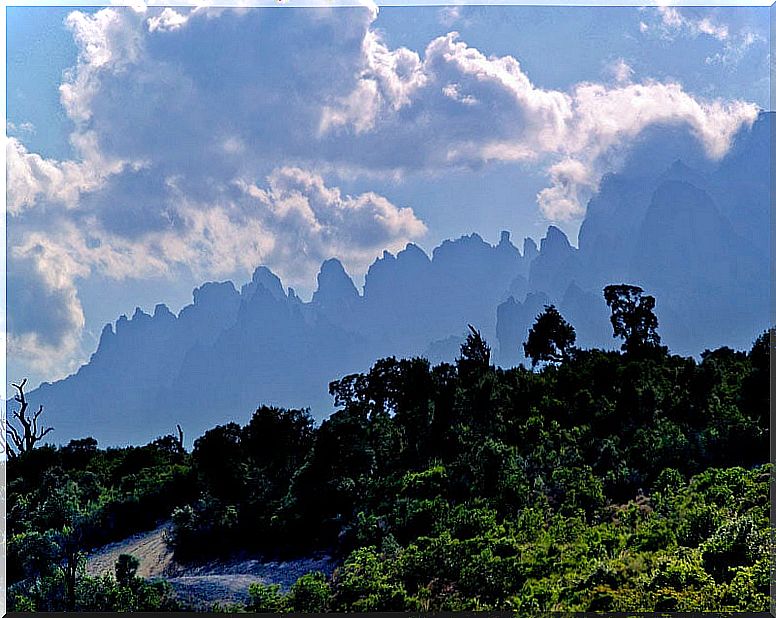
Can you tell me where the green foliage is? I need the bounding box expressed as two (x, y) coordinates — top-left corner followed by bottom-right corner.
(7, 429), (196, 611)
(289, 571), (332, 612)
(332, 546), (408, 611)
(247, 582), (288, 612)
(114, 553), (140, 585)
(8, 568), (179, 612)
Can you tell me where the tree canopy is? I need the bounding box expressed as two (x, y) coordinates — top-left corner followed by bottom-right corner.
(603, 284), (664, 356)
(523, 304), (577, 366)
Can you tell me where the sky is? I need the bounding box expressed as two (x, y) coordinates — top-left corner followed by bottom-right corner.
(6, 2), (771, 389)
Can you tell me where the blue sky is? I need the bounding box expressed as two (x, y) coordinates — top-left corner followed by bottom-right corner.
(6, 3), (770, 388)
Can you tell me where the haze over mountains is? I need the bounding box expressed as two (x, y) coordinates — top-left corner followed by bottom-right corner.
(26, 113), (770, 446)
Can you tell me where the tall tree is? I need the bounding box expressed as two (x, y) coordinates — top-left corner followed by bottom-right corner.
(603, 284), (663, 356)
(523, 304), (576, 367)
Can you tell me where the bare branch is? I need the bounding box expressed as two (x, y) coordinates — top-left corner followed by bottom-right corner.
(7, 423), (24, 450)
(7, 378), (54, 455)
(31, 405), (44, 438)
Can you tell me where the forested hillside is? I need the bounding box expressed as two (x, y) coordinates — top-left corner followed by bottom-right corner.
(7, 286), (771, 612)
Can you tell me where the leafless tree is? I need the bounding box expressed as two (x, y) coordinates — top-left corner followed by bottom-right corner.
(5, 378), (53, 458)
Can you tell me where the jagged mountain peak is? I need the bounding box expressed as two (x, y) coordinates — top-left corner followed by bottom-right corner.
(192, 280), (238, 307)
(397, 243), (431, 264)
(540, 225), (572, 254)
(246, 266), (286, 301)
(153, 303), (175, 320)
(433, 232), (488, 254)
(132, 306), (150, 321)
(523, 237), (538, 261)
(313, 258), (359, 305)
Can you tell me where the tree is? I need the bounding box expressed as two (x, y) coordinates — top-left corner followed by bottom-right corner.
(290, 571), (332, 612)
(603, 285), (663, 356)
(48, 486), (89, 612)
(457, 325), (491, 377)
(6, 378), (54, 459)
(191, 423), (245, 501)
(115, 554), (140, 586)
(523, 305), (576, 367)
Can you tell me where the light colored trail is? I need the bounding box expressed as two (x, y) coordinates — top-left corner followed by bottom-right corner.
(85, 524), (336, 609)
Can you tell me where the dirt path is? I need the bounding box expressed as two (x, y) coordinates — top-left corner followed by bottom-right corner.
(85, 524), (337, 609)
(86, 523), (175, 579)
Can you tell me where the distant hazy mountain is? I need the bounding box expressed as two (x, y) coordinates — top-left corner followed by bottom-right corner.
(24, 113), (770, 446)
(499, 111), (769, 363)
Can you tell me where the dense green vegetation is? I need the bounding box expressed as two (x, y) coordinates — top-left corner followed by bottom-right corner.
(7, 434), (194, 610)
(7, 286), (771, 612)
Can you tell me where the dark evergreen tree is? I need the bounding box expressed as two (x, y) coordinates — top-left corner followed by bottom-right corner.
(457, 324), (491, 377)
(523, 304), (576, 366)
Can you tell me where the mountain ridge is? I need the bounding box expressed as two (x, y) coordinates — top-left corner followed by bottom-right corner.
(23, 113), (771, 446)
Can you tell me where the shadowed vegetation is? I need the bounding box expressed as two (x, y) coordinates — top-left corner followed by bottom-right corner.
(7, 287), (771, 612)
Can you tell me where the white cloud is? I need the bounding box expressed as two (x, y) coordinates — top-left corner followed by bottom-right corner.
(657, 6), (728, 41)
(59, 9), (145, 124)
(438, 6), (462, 28)
(8, 230), (88, 378)
(641, 6), (765, 68)
(326, 30), (757, 219)
(320, 29), (427, 135)
(6, 135), (130, 214)
(7, 120), (35, 135)
(706, 29), (765, 67)
(608, 58), (634, 84)
(147, 8), (190, 32)
(52, 6), (755, 225)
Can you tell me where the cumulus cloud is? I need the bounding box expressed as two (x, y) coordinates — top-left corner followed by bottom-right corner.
(7, 135), (131, 214)
(320, 29), (427, 135)
(8, 230), (88, 378)
(49, 6), (758, 219)
(325, 30), (757, 218)
(59, 8), (145, 124)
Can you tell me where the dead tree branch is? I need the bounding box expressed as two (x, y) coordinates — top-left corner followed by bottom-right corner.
(6, 379), (54, 457)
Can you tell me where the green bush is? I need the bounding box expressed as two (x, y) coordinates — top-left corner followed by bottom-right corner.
(289, 572), (331, 612)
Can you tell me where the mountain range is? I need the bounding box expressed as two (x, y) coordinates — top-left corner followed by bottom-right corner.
(24, 113), (771, 446)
